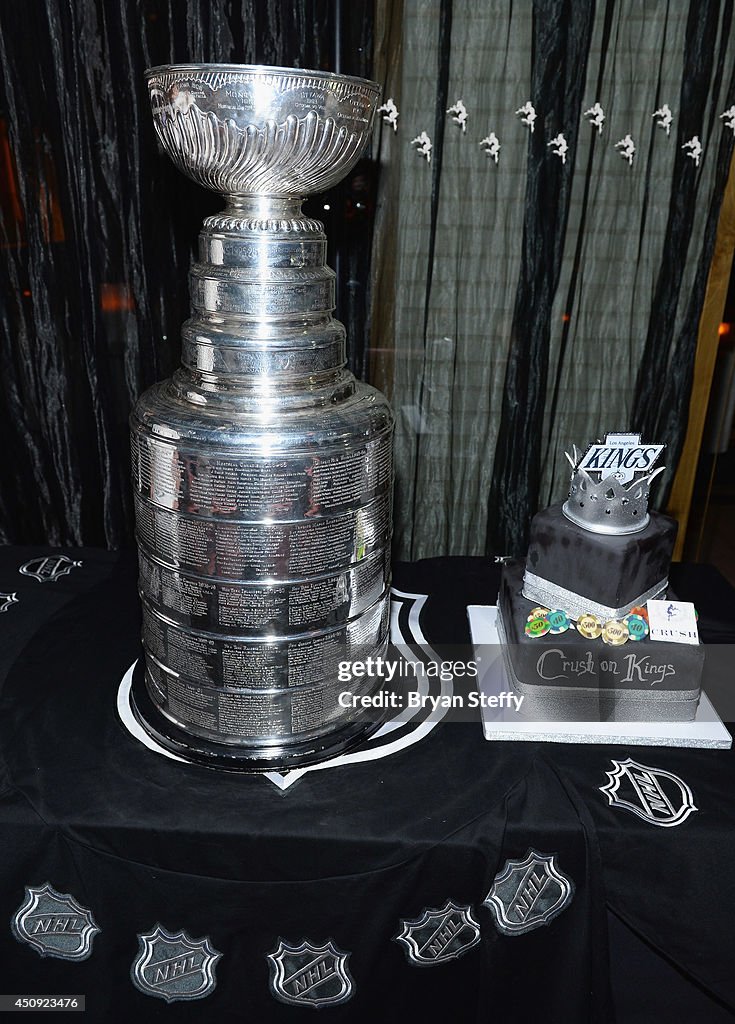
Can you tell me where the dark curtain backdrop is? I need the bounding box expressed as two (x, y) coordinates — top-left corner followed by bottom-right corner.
(371, 0), (735, 559)
(0, 0), (373, 548)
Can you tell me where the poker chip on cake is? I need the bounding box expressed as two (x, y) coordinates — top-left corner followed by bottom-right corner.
(576, 613), (603, 639)
(624, 613), (649, 640)
(527, 607), (550, 621)
(546, 609), (570, 634)
(602, 619), (628, 646)
(629, 605), (649, 622)
(525, 616), (550, 638)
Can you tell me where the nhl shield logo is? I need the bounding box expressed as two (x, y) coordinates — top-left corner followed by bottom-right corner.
(394, 901), (481, 966)
(131, 925), (221, 1002)
(600, 758), (697, 828)
(19, 555), (82, 583)
(0, 592), (18, 613)
(12, 883), (100, 961)
(268, 938), (354, 1008)
(484, 850), (575, 936)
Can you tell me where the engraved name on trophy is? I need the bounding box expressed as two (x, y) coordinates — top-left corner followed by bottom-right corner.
(129, 64), (393, 770)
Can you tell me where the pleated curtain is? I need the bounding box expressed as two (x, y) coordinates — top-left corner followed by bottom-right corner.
(371, 0), (735, 558)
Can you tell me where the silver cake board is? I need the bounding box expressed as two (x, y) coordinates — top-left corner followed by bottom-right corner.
(468, 605), (732, 749)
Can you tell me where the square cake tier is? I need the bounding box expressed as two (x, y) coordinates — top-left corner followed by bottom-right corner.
(499, 561), (703, 722)
(523, 503), (677, 620)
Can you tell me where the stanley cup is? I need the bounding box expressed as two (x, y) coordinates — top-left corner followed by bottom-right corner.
(129, 64), (394, 770)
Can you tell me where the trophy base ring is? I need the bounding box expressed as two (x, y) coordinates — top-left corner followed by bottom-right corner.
(128, 660), (386, 773)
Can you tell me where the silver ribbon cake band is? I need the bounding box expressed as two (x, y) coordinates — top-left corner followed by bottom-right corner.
(522, 571), (668, 622)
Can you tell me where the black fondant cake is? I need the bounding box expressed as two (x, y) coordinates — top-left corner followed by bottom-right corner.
(498, 562), (703, 722)
(523, 502), (677, 620)
(497, 434), (703, 722)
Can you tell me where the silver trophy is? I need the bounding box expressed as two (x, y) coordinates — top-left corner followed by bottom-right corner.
(129, 64), (393, 770)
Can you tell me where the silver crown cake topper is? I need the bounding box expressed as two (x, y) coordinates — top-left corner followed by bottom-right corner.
(562, 432), (665, 536)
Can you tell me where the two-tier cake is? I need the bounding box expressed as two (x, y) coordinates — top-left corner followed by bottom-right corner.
(497, 433), (704, 721)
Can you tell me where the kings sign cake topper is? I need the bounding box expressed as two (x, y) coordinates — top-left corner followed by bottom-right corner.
(562, 432), (665, 536)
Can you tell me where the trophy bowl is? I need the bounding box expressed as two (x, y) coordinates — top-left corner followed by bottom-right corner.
(145, 63), (380, 197)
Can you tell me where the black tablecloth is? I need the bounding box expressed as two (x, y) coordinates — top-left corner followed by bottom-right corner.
(0, 549), (733, 1022)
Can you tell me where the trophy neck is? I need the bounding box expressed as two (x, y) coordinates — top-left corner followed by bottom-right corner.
(225, 195), (303, 218)
(178, 196), (347, 390)
(199, 196), (325, 237)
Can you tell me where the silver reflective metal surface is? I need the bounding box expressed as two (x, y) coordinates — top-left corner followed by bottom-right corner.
(130, 65), (392, 770)
(145, 64), (380, 196)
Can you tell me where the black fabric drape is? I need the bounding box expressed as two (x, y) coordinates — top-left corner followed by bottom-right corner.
(541, 0), (616, 494)
(372, 1), (735, 560)
(633, 0), (735, 500)
(410, 0), (454, 553)
(0, 0), (372, 548)
(486, 0), (596, 555)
